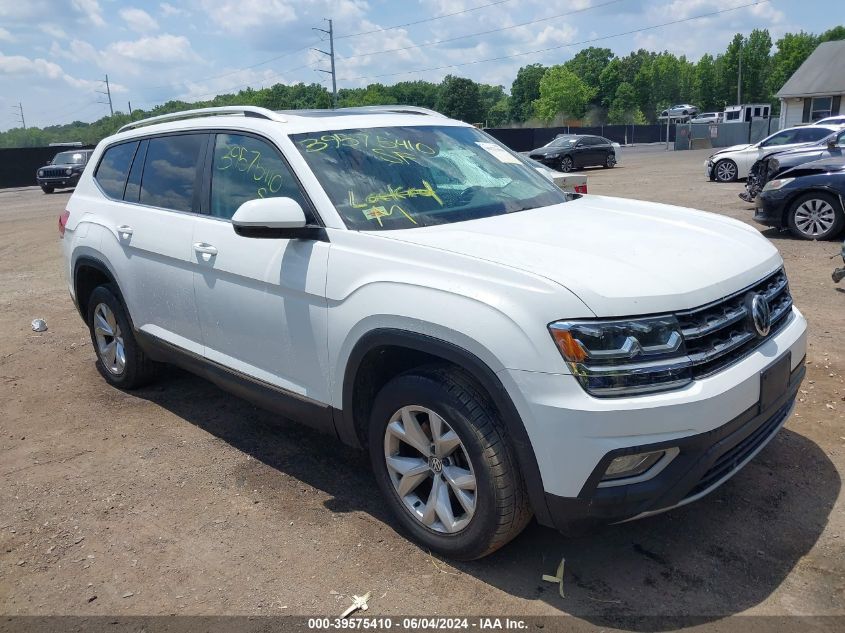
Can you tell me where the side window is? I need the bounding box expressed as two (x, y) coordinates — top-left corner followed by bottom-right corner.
(837, 130), (845, 146)
(95, 141), (139, 199)
(210, 133), (309, 221)
(140, 134), (205, 213)
(802, 128), (830, 142)
(124, 140), (148, 203)
(762, 130), (795, 147)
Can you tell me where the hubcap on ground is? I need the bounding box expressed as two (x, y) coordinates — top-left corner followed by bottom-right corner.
(384, 405), (477, 534)
(716, 161), (736, 181)
(93, 303), (126, 375)
(794, 199), (835, 237)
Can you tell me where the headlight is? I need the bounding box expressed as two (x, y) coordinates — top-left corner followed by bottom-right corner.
(762, 177), (794, 191)
(65, 168), (73, 175)
(548, 317), (692, 397)
(38, 169), (44, 177)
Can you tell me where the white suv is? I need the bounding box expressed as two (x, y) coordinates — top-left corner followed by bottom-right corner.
(61, 106), (807, 559)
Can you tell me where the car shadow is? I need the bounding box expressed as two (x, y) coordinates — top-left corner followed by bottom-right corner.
(132, 367), (839, 629)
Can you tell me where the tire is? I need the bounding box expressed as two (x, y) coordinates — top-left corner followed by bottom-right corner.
(86, 284), (155, 389)
(603, 153), (616, 168)
(368, 366), (532, 560)
(558, 155), (574, 172)
(714, 159), (738, 182)
(41, 186), (54, 194)
(786, 192), (844, 240)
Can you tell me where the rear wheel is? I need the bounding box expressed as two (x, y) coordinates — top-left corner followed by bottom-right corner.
(603, 153), (616, 168)
(787, 192), (844, 240)
(558, 156), (574, 172)
(714, 159), (738, 182)
(369, 366), (532, 560)
(87, 284), (155, 389)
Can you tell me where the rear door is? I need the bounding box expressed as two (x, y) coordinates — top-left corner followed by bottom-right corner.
(95, 133), (207, 354)
(190, 131), (332, 424)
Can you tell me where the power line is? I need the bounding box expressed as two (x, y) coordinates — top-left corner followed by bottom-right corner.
(338, 0), (625, 62)
(335, 0), (517, 40)
(312, 18), (337, 108)
(338, 0), (770, 82)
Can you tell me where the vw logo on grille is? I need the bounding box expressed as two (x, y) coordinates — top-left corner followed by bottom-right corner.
(428, 456), (443, 474)
(747, 293), (771, 337)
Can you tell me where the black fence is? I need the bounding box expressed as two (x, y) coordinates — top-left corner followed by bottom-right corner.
(0, 146), (95, 189)
(485, 124), (677, 152)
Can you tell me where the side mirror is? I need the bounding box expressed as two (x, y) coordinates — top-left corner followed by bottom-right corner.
(828, 139), (837, 150)
(231, 197), (319, 240)
(46, 160), (52, 165)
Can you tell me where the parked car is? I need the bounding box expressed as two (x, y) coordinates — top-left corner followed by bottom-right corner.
(36, 149), (93, 193)
(690, 112), (722, 124)
(740, 129), (845, 202)
(816, 115), (845, 127)
(755, 156), (845, 240)
(705, 125), (840, 182)
(661, 104), (699, 118)
(528, 134), (616, 172)
(62, 105), (806, 559)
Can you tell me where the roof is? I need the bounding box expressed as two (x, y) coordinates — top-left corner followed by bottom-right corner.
(776, 41), (845, 98)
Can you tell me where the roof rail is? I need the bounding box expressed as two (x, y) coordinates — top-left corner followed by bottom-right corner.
(345, 105), (445, 117)
(118, 106), (286, 133)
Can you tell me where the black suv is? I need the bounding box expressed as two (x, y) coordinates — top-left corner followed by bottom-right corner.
(36, 149), (93, 193)
(528, 134), (616, 172)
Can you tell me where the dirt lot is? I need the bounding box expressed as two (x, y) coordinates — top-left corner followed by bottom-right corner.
(1, 147), (843, 626)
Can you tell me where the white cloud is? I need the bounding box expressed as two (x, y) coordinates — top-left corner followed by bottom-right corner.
(159, 2), (187, 17)
(0, 49), (125, 93)
(40, 24), (68, 39)
(201, 0), (298, 33)
(70, 0), (105, 27)
(120, 8), (159, 33)
(0, 26), (12, 41)
(107, 34), (199, 64)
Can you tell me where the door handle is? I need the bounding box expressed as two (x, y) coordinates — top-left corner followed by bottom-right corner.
(117, 225), (133, 238)
(193, 242), (218, 256)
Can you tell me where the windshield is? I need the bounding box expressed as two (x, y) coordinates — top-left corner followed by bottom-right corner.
(543, 136), (577, 148)
(53, 151), (86, 165)
(291, 125), (568, 231)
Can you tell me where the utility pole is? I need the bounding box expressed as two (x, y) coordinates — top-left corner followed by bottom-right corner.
(128, 101), (133, 116)
(312, 19), (337, 109)
(97, 74), (114, 116)
(12, 102), (25, 129)
(737, 42), (742, 105)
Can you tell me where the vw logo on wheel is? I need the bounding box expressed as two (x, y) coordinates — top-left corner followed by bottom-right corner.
(746, 293), (771, 337)
(428, 455), (444, 474)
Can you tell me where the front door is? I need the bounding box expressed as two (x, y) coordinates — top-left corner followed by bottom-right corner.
(191, 131), (332, 421)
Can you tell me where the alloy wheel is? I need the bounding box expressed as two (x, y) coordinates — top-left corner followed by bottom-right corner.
(383, 405), (477, 534)
(793, 198), (837, 238)
(93, 302), (126, 375)
(559, 157), (573, 172)
(715, 160), (737, 182)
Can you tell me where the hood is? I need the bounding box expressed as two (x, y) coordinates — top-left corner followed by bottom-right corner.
(378, 196), (781, 317)
(529, 146), (566, 157)
(783, 156), (845, 175)
(711, 143), (752, 157)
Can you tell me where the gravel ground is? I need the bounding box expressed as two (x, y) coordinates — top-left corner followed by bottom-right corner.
(1, 148), (843, 628)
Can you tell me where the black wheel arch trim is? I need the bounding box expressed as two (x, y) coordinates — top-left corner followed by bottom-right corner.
(72, 255), (129, 322)
(337, 328), (553, 526)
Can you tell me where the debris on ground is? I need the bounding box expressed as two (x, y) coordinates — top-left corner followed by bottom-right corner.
(542, 557), (566, 598)
(340, 592), (371, 619)
(31, 319), (47, 332)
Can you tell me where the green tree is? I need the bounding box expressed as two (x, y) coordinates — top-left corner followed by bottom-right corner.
(509, 63), (546, 122)
(564, 47), (614, 98)
(819, 26), (845, 42)
(607, 82), (639, 123)
(693, 53), (718, 110)
(533, 65), (596, 122)
(436, 75), (483, 123)
(597, 58), (623, 107)
(768, 31), (818, 97)
(742, 29), (773, 103)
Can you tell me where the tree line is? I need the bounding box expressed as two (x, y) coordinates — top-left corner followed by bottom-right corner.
(1, 25), (842, 148)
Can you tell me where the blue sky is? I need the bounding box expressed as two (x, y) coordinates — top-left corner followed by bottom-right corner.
(0, 0), (832, 131)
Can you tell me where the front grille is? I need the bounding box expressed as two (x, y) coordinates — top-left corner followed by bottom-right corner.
(676, 268), (793, 378)
(687, 397), (793, 498)
(42, 167), (70, 178)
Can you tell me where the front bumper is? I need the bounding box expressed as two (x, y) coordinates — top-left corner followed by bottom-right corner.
(754, 189), (790, 228)
(37, 173), (81, 189)
(530, 155), (560, 168)
(500, 306), (807, 532)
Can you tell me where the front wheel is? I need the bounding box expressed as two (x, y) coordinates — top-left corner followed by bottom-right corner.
(714, 159), (738, 182)
(87, 284), (156, 389)
(558, 156), (574, 172)
(787, 192), (844, 240)
(369, 366), (532, 560)
(41, 186), (54, 194)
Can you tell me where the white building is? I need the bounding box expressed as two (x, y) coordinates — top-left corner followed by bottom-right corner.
(776, 40), (845, 128)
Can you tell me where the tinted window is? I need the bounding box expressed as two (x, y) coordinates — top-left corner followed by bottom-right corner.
(837, 130), (845, 146)
(801, 128), (833, 142)
(210, 133), (308, 220)
(761, 130), (798, 146)
(54, 151), (87, 165)
(95, 142), (139, 199)
(124, 140), (148, 203)
(140, 134), (205, 212)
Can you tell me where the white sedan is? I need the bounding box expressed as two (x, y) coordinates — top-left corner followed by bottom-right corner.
(705, 125), (841, 182)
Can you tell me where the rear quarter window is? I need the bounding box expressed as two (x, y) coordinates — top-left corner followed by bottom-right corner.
(139, 134), (206, 212)
(95, 142), (139, 199)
